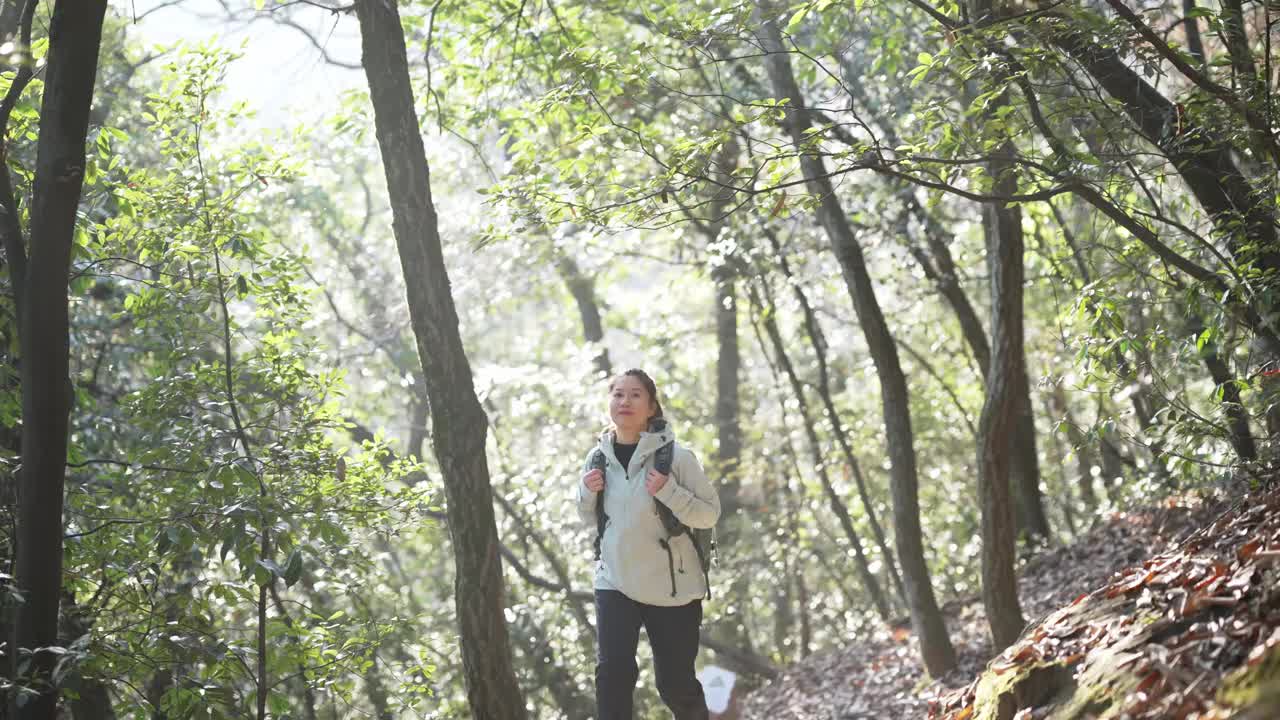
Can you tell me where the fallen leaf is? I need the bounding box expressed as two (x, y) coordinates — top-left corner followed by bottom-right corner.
(1237, 539), (1262, 561)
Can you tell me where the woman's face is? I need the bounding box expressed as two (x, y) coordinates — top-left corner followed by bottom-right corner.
(609, 375), (655, 433)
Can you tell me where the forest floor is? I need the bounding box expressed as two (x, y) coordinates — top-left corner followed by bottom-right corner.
(737, 486), (1280, 719)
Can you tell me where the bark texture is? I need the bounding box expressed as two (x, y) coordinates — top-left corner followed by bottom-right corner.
(975, 142), (1029, 652)
(11, 4), (108, 718)
(354, 1), (527, 717)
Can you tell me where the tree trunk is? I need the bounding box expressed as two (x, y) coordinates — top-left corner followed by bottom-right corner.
(62, 596), (115, 720)
(1219, 0), (1262, 101)
(353, 2), (526, 718)
(555, 254), (611, 379)
(759, 12), (955, 674)
(795, 556), (812, 659)
(705, 138), (744, 503)
(1039, 395), (1078, 538)
(363, 655), (393, 720)
(1202, 344), (1257, 462)
(906, 206), (1049, 542)
(699, 136), (750, 650)
(747, 280), (892, 622)
(0, 0), (34, 701)
(748, 307), (822, 663)
(145, 668), (171, 720)
(772, 563), (793, 663)
(771, 440), (798, 663)
(0, 0), (20, 43)
(1010, 362), (1050, 542)
(1184, 314), (1256, 461)
(11, 5), (108, 718)
(761, 226), (906, 607)
(854, 43), (1050, 552)
(971, 0), (1026, 651)
(853, 63), (1051, 544)
(1181, 0), (1207, 69)
(712, 263), (741, 493)
(1050, 386), (1098, 512)
(1051, 26), (1280, 276)
(66, 679), (114, 720)
(711, 258), (752, 646)
(1094, 394), (1130, 501)
(975, 139), (1028, 652)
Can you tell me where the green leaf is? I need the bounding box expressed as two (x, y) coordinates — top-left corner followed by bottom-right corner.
(254, 560), (278, 587)
(269, 692), (291, 716)
(785, 4), (810, 32)
(1196, 327), (1213, 351)
(283, 550), (303, 587)
(220, 534), (236, 563)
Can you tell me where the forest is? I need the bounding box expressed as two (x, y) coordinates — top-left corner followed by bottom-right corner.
(1, 0), (1278, 718)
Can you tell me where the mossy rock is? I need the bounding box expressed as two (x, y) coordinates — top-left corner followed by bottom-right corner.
(971, 659), (1077, 720)
(970, 604), (1157, 720)
(1040, 642), (1145, 720)
(1218, 637), (1280, 718)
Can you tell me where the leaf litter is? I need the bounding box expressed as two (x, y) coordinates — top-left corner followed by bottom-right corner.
(736, 490), (1280, 719)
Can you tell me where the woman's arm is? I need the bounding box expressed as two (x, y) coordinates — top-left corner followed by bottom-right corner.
(654, 447), (721, 529)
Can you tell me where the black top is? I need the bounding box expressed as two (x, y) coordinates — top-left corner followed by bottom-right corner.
(613, 441), (638, 473)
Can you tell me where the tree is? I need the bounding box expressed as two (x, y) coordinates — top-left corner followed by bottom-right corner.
(746, 277), (893, 621)
(353, 1), (528, 717)
(840, 60), (1051, 543)
(974, 134), (1030, 652)
(556, 254), (612, 379)
(964, 0), (1030, 650)
(3, 3), (109, 717)
(757, 8), (956, 675)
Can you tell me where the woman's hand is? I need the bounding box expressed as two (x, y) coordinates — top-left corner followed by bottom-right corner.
(583, 468), (605, 493)
(645, 469), (668, 496)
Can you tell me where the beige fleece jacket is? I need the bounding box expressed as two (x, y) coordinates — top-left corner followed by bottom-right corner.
(576, 422), (720, 606)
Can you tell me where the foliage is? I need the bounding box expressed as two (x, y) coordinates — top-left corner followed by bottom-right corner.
(33, 46), (437, 718)
(2, 0), (1278, 715)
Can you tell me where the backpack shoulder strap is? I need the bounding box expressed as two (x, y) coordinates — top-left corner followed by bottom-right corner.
(590, 448), (608, 561)
(654, 440), (674, 476)
(589, 447), (607, 473)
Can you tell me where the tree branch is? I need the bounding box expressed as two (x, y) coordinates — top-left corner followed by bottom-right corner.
(1100, 0), (1279, 166)
(0, 0), (37, 317)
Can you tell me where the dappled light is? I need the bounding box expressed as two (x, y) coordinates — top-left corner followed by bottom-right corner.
(1, 0), (1278, 718)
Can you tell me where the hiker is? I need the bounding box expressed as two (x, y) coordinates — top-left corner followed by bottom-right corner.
(577, 368), (721, 720)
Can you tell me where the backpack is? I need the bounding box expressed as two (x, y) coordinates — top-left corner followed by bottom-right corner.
(591, 420), (715, 599)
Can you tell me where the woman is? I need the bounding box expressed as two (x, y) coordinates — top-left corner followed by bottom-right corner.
(576, 369), (721, 720)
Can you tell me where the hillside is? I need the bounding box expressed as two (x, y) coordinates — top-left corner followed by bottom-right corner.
(738, 491), (1271, 719)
